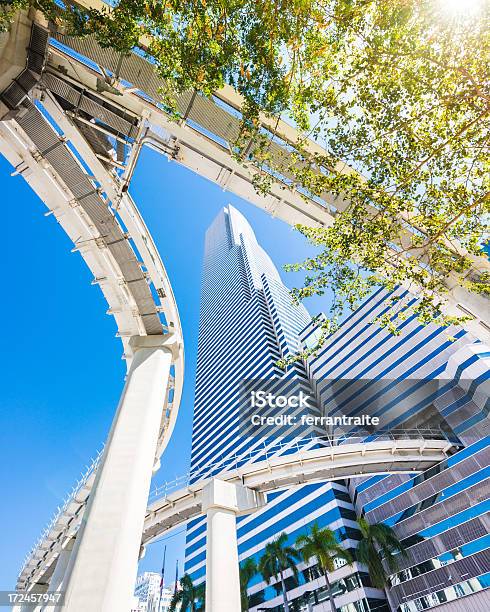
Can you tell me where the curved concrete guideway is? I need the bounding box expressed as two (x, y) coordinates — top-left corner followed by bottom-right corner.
(43, 5), (490, 342)
(0, 14), (184, 611)
(143, 437), (454, 543)
(18, 437), (455, 611)
(0, 14), (184, 458)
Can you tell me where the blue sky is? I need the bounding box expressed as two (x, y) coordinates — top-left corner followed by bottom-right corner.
(0, 145), (330, 590)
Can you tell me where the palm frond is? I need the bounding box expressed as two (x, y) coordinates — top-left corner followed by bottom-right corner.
(356, 517), (406, 588)
(295, 522), (351, 575)
(169, 589), (184, 612)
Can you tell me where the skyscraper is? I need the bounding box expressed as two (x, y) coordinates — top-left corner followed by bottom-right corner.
(133, 572), (173, 612)
(302, 289), (490, 612)
(189, 205), (310, 474)
(185, 205), (489, 611)
(185, 206), (381, 611)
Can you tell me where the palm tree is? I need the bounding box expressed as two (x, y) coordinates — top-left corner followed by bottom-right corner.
(356, 516), (407, 588)
(295, 522), (352, 612)
(258, 533), (301, 612)
(240, 557), (257, 611)
(169, 573), (205, 611)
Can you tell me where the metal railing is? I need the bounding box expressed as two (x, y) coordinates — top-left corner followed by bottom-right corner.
(148, 428), (456, 502)
(19, 448), (104, 577)
(19, 427), (456, 584)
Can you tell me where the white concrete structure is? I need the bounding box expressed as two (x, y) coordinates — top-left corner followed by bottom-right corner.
(18, 436), (454, 596)
(133, 572), (172, 612)
(0, 8), (487, 612)
(57, 336), (174, 612)
(46, 538), (75, 594)
(158, 587), (173, 612)
(202, 479), (267, 612)
(0, 13), (183, 611)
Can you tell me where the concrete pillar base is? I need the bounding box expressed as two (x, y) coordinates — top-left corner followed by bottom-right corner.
(58, 335), (173, 612)
(202, 479), (266, 612)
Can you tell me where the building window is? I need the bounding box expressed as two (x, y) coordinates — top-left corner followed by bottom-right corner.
(398, 573), (490, 612)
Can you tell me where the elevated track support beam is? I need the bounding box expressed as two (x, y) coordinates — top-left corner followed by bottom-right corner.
(57, 336), (174, 612)
(202, 479), (266, 612)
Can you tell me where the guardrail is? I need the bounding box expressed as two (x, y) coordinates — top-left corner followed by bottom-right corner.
(18, 448), (103, 577)
(18, 430), (456, 588)
(149, 428), (458, 501)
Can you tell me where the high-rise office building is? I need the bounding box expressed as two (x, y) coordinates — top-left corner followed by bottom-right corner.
(133, 572), (173, 612)
(185, 206), (385, 611)
(185, 205), (489, 611)
(302, 288), (490, 612)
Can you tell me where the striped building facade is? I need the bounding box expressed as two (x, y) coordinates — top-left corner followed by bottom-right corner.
(185, 206), (490, 611)
(186, 207), (391, 612)
(303, 288), (490, 612)
(185, 206), (380, 611)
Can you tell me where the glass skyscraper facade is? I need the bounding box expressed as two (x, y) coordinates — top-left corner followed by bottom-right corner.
(302, 288), (490, 612)
(185, 205), (489, 611)
(185, 206), (388, 611)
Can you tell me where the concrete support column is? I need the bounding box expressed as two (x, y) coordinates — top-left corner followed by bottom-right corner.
(206, 506), (241, 612)
(202, 479), (266, 612)
(59, 335), (173, 612)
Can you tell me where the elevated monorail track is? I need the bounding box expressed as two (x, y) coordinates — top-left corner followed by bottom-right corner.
(17, 435), (456, 591)
(0, 8), (487, 609)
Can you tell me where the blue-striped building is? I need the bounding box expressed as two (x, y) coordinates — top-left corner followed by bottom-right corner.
(303, 288), (490, 612)
(186, 207), (388, 612)
(185, 206), (490, 611)
(189, 205), (311, 477)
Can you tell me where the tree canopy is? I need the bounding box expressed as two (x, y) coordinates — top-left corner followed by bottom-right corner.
(2, 1), (489, 353)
